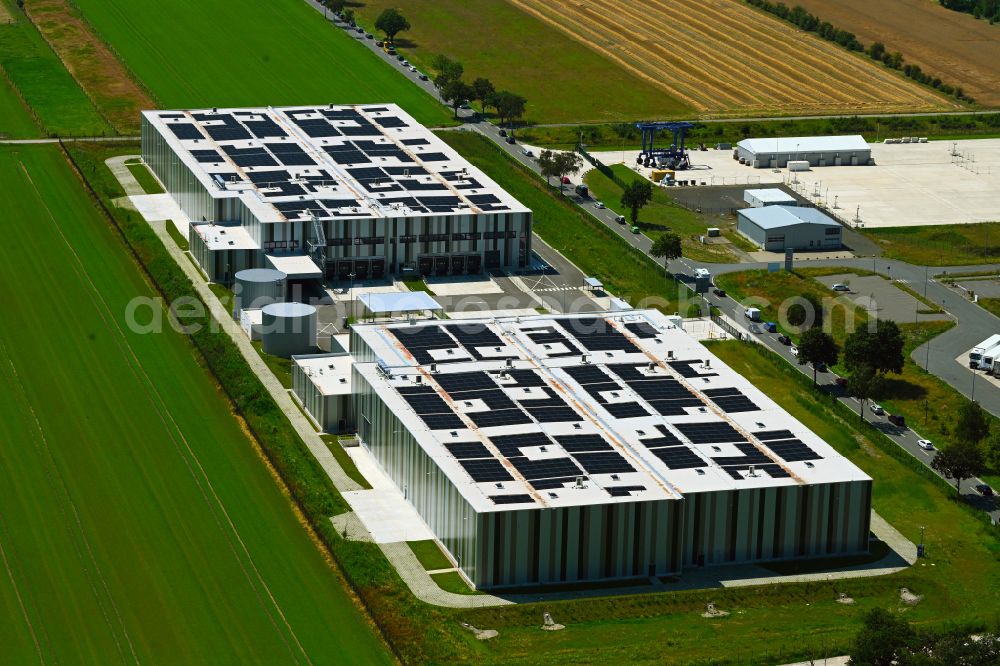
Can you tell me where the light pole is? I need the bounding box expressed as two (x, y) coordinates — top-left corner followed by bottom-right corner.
(919, 525), (926, 558)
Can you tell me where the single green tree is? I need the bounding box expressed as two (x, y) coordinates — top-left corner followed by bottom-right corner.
(954, 400), (991, 446)
(650, 232), (682, 275)
(538, 150), (560, 185)
(798, 328), (839, 385)
(932, 439), (985, 495)
(470, 78), (495, 107)
(493, 91), (527, 130)
(844, 320), (904, 376)
(430, 55), (463, 89)
(342, 8), (355, 25)
(553, 151), (582, 191)
(786, 292), (824, 331)
(374, 8), (410, 43)
(323, 0), (345, 15)
(620, 179), (653, 224)
(984, 429), (1000, 472)
(848, 607), (917, 666)
(848, 363), (883, 423)
(441, 79), (473, 118)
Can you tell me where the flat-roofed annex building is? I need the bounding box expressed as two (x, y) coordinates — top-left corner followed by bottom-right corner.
(141, 104), (532, 282)
(737, 135), (871, 169)
(349, 311), (872, 589)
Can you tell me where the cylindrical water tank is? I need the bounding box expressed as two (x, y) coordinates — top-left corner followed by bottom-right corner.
(234, 268), (286, 314)
(261, 302), (317, 358)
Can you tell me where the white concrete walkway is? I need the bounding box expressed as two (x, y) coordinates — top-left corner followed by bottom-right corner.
(341, 446), (435, 543)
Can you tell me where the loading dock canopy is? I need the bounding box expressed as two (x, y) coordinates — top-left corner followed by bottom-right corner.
(359, 291), (443, 316)
(265, 254), (323, 278)
(583, 276), (603, 290)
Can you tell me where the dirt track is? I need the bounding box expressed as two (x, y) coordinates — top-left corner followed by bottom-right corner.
(792, 0), (1000, 107)
(507, 0), (957, 117)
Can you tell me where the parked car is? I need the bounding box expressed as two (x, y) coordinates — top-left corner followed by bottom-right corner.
(888, 414), (906, 427)
(917, 439), (935, 451)
(832, 283), (850, 292)
(401, 60), (410, 67)
(777, 334), (791, 345)
(713, 288), (727, 298)
(790, 345), (799, 356)
(815, 362), (828, 372)
(870, 404), (885, 415)
(835, 377), (848, 387)
(498, 129), (507, 137)
(594, 201), (606, 209)
(763, 322), (777, 333)
(630, 225), (640, 234)
(975, 483), (994, 497)
(505, 136), (516, 145)
(614, 215), (626, 224)
(459, 102), (471, 110)
(409, 65), (418, 72)
(376, 40), (384, 47)
(365, 33), (374, 39)
(418, 73), (429, 81)
(356, 26), (364, 34)
(396, 54), (405, 61)
(560, 176), (571, 185)
(522, 147), (533, 157)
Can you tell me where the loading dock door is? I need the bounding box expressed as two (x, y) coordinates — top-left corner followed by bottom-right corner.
(451, 255), (465, 274)
(434, 256), (449, 276)
(484, 250), (501, 269)
(417, 256), (433, 275)
(467, 255), (482, 273)
(371, 258), (385, 279)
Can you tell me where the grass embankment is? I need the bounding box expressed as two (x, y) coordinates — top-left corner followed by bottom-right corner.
(438, 131), (698, 315)
(0, 0), (109, 136)
(67, 140), (1000, 664)
(351, 0), (689, 124)
(980, 298), (1000, 320)
(0, 144), (390, 662)
(432, 572), (480, 595)
(165, 219), (188, 251)
(409, 540), (453, 571)
(125, 159), (165, 194)
(65, 140), (469, 663)
(321, 436), (372, 490)
(583, 164), (740, 263)
(866, 223), (1000, 266)
(520, 112), (1000, 151)
(0, 70), (37, 138)
(71, 0), (451, 126)
(22, 0), (155, 133)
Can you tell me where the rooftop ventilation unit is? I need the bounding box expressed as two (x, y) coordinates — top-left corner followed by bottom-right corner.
(505, 358), (514, 369)
(667, 350), (674, 359)
(748, 465), (758, 477)
(376, 359), (392, 378)
(581, 354), (590, 365)
(430, 363), (438, 373)
(574, 476), (586, 489)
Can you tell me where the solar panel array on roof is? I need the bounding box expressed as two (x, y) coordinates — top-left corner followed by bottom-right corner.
(558, 317), (638, 353)
(445, 441), (492, 459)
(168, 123), (203, 140)
(574, 451), (635, 475)
(525, 326), (581, 357)
(489, 494), (535, 505)
(668, 359), (717, 378)
(190, 149), (223, 163)
(553, 434), (613, 453)
(458, 458), (513, 483)
(223, 146), (279, 168)
(243, 118), (286, 138)
(434, 371), (498, 394)
(650, 446), (706, 470)
(607, 485), (646, 497)
(390, 325), (459, 364)
(399, 385), (465, 431)
(508, 456), (583, 481)
(606, 365), (702, 416)
(446, 324), (515, 361)
(703, 387), (760, 413)
(757, 437), (821, 462)
(625, 321), (659, 339)
(675, 421), (745, 444)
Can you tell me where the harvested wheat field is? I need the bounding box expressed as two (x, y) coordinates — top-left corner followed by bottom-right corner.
(508, 0), (958, 117)
(792, 0), (1000, 108)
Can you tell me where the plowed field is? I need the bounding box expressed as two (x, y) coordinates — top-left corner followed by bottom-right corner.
(508, 0), (957, 116)
(792, 0), (1000, 107)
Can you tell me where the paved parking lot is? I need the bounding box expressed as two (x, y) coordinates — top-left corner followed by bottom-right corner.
(814, 274), (949, 323)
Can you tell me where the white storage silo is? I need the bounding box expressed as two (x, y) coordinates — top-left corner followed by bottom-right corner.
(234, 268), (286, 314)
(261, 302), (317, 358)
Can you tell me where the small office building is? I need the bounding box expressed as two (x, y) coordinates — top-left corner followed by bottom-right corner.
(744, 188), (797, 208)
(738, 206), (843, 252)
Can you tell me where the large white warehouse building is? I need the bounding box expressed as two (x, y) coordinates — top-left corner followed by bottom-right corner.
(736, 135), (871, 169)
(141, 104), (532, 283)
(348, 311), (872, 589)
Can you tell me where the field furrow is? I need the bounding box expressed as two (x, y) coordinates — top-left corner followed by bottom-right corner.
(507, 0), (957, 116)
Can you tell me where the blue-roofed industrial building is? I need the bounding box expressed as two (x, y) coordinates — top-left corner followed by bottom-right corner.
(737, 206), (843, 252)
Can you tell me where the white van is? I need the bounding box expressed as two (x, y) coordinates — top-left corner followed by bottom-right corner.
(970, 334), (1000, 368)
(744, 307), (761, 322)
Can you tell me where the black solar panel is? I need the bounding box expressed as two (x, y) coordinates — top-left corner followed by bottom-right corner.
(243, 119), (286, 138)
(508, 457), (583, 481)
(401, 138), (430, 146)
(647, 399), (703, 416)
(754, 430), (796, 441)
(553, 434), (613, 453)
(222, 147), (279, 168)
(674, 422), (745, 444)
(668, 360), (717, 378)
(444, 441), (491, 459)
(650, 447), (705, 470)
(504, 369), (546, 387)
(562, 365), (612, 385)
(466, 409), (532, 428)
(205, 124), (252, 141)
(607, 486), (646, 497)
(434, 371), (498, 394)
(401, 392), (451, 415)
(574, 452), (635, 475)
(763, 439), (821, 462)
(458, 458), (513, 483)
(389, 325), (458, 364)
(489, 432), (550, 457)
(524, 406), (582, 423)
(514, 387), (564, 408)
(420, 413), (466, 431)
(625, 322), (659, 338)
(167, 123), (203, 140)
(190, 149), (223, 163)
(489, 494), (535, 505)
(602, 402), (650, 419)
(530, 477), (578, 491)
(453, 389), (517, 410)
(374, 115), (408, 128)
(703, 387), (759, 413)
(557, 317), (638, 353)
(418, 152), (449, 161)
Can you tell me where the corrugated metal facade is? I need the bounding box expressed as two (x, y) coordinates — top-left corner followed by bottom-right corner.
(350, 360), (872, 589)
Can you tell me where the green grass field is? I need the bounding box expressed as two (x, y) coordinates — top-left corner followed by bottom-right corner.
(0, 145), (389, 662)
(71, 0), (450, 126)
(353, 0), (689, 124)
(583, 164), (740, 263)
(124, 159), (164, 194)
(0, 72), (38, 138)
(0, 0), (110, 136)
(437, 131), (697, 315)
(866, 223), (1000, 266)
